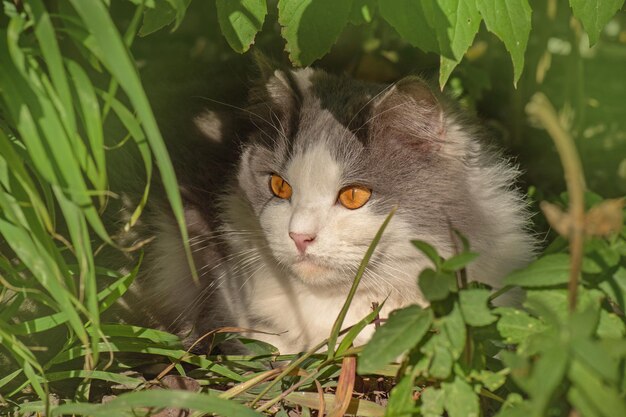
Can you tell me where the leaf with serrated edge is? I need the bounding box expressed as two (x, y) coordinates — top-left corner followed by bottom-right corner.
(504, 254), (570, 287)
(279, 0), (353, 66)
(434, 0), (482, 87)
(442, 376), (479, 417)
(495, 307), (544, 345)
(476, 0), (531, 85)
(459, 289), (497, 327)
(217, 0), (267, 53)
(379, 0), (439, 53)
(569, 0), (625, 45)
(358, 305), (433, 374)
(421, 387), (445, 417)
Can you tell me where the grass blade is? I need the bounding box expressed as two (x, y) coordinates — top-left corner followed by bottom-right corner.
(327, 207), (396, 359)
(50, 390), (265, 417)
(68, 0), (197, 281)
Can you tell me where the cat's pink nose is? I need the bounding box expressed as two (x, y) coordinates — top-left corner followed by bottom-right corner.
(289, 232), (316, 254)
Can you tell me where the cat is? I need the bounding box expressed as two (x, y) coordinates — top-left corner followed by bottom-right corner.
(127, 62), (535, 354)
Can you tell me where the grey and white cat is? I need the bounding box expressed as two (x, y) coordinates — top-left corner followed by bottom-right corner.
(131, 65), (535, 354)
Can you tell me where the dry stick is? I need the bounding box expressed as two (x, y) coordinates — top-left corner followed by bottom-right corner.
(526, 93), (586, 312)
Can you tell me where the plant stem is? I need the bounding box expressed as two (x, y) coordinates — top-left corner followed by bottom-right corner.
(526, 93), (586, 312)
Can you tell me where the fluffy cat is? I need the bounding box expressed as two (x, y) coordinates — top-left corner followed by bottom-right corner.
(130, 64), (535, 354)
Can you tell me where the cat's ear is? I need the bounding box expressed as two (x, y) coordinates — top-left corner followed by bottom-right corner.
(370, 76), (446, 153)
(248, 50), (304, 139)
(250, 50), (297, 109)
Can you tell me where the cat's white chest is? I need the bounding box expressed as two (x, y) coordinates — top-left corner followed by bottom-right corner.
(224, 262), (411, 354)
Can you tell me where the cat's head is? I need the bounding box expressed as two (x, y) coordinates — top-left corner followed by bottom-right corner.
(233, 65), (491, 289)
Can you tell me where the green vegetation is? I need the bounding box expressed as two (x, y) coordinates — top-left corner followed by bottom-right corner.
(1, 0), (625, 416)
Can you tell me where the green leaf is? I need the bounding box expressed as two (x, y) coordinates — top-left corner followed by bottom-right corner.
(47, 340), (243, 381)
(469, 369), (507, 391)
(599, 266), (626, 312)
(459, 289), (497, 327)
(495, 307), (544, 344)
(567, 386), (603, 417)
(569, 0), (625, 45)
(238, 338), (279, 356)
(442, 376), (479, 417)
(419, 268), (456, 301)
(525, 288), (603, 326)
(50, 390), (264, 417)
(476, 0), (531, 85)
(442, 252), (479, 271)
(411, 240), (442, 268)
(379, 0), (439, 54)
(433, 0), (482, 87)
(572, 338), (619, 384)
(504, 254), (570, 287)
(568, 359), (626, 417)
(358, 305), (433, 374)
(69, 0), (197, 283)
(420, 302), (466, 379)
(278, 0), (353, 66)
(336, 301), (385, 356)
(66, 59), (106, 193)
(45, 370), (143, 388)
(140, 0), (192, 36)
(384, 368), (417, 417)
(596, 309), (626, 339)
(217, 0), (268, 53)
(526, 344), (569, 412)
(420, 387), (445, 417)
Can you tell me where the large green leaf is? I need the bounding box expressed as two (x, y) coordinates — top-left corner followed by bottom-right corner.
(433, 0), (482, 87)
(459, 289), (497, 327)
(384, 367), (418, 417)
(569, 0), (625, 45)
(442, 376), (479, 417)
(278, 0), (353, 66)
(379, 0), (439, 54)
(495, 307), (544, 345)
(504, 254), (570, 287)
(421, 387), (445, 417)
(358, 305), (433, 374)
(217, 0), (267, 53)
(476, 0), (531, 85)
(418, 268), (457, 301)
(419, 302), (466, 379)
(568, 359), (626, 417)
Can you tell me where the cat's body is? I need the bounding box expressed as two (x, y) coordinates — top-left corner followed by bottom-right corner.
(128, 66), (534, 354)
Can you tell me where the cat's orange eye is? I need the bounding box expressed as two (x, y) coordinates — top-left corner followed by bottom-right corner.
(338, 186), (371, 210)
(270, 174), (293, 200)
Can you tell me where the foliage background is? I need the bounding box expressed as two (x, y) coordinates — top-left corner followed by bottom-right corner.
(0, 0), (625, 416)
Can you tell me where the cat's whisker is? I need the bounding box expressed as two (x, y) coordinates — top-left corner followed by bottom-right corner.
(170, 251), (265, 329)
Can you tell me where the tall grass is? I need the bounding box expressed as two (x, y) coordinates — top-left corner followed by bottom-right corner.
(0, 1), (195, 414)
(0, 3), (387, 415)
